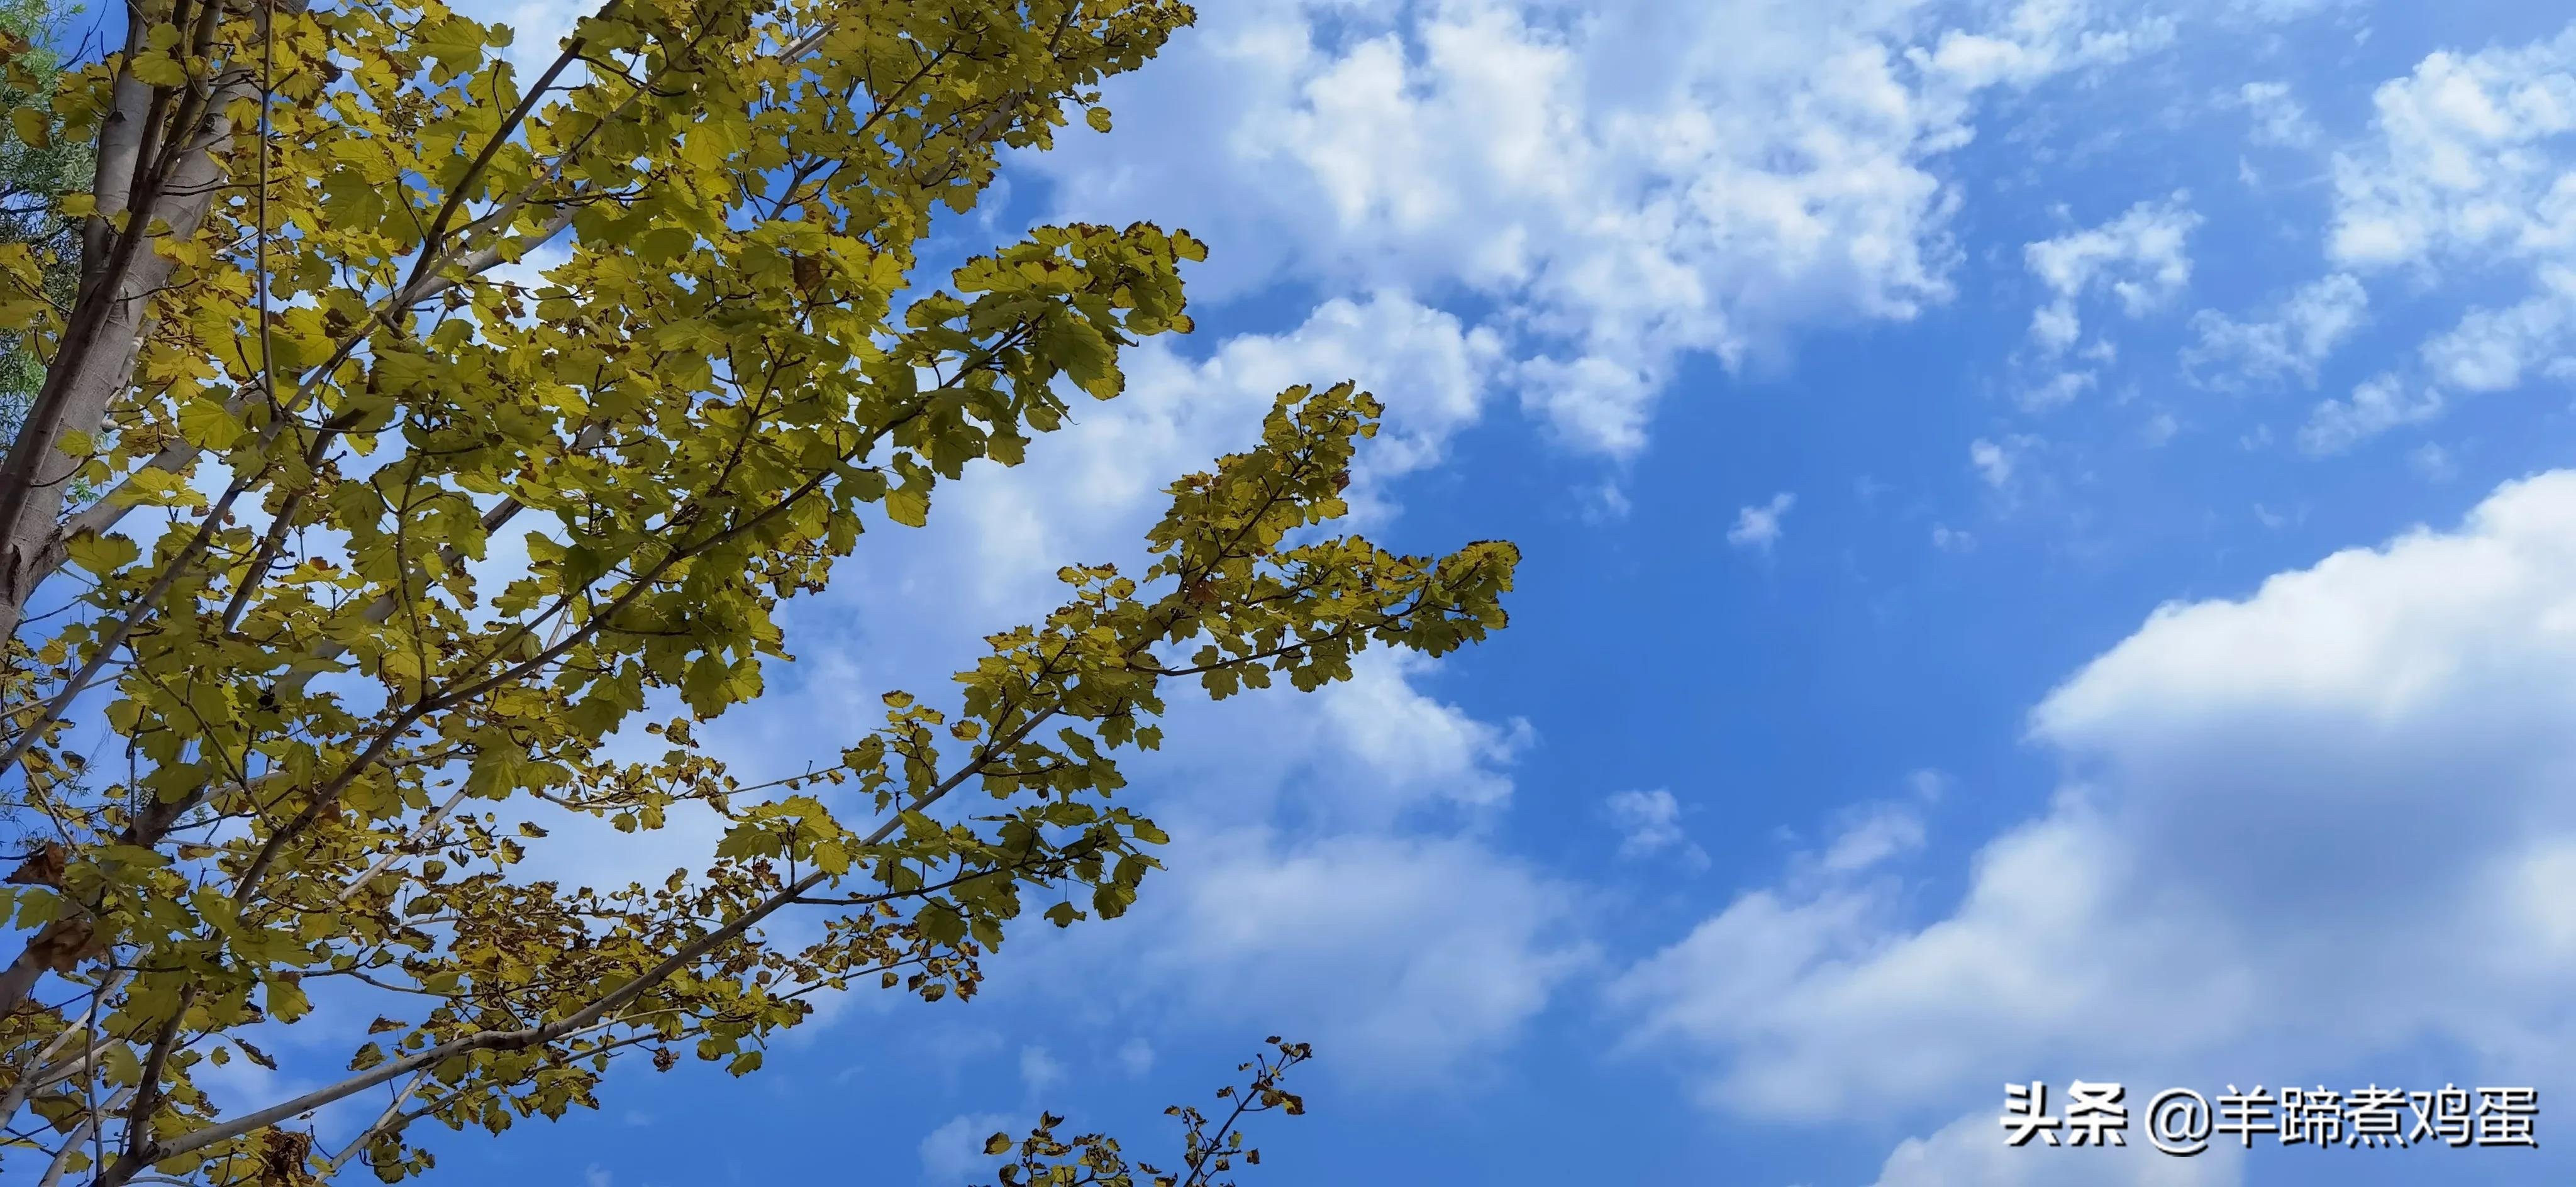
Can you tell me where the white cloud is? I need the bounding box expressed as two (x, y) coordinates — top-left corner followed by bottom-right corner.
(1116, 1038), (1155, 1078)
(1133, 827), (1591, 1081)
(1813, 801), (1926, 876)
(969, 653), (1565, 1085)
(2235, 80), (2319, 148)
(2409, 442), (2457, 482)
(1606, 788), (1686, 858)
(1912, 1), (2176, 91)
(2282, 22), (2576, 433)
(920, 1113), (1019, 1185)
(584, 1166), (613, 1187)
(1018, 1046), (1063, 1096)
(2419, 264), (2576, 392)
(1728, 492), (1797, 551)
(1611, 471), (2576, 1125)
(2297, 372), (2443, 453)
(1931, 523), (1977, 553)
(2184, 273), (2368, 389)
(1867, 1109), (2243, 1187)
(2020, 370), (2097, 411)
(908, 648), (1507, 861)
(2214, 0), (2354, 21)
(1584, 480), (1635, 523)
(1314, 651), (1537, 817)
(1970, 435), (2036, 492)
(942, 291), (1505, 610)
(1031, 0), (2184, 455)
(1606, 788), (1707, 869)
(2328, 25), (2576, 272)
(2023, 194), (2202, 360)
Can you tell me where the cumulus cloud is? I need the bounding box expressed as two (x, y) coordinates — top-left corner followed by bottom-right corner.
(2235, 80), (2320, 148)
(2297, 372), (2443, 453)
(2409, 442), (2458, 482)
(2263, 21), (2576, 438)
(1606, 788), (1707, 868)
(1131, 827), (1592, 1080)
(2023, 194), (2202, 360)
(2007, 194), (2199, 410)
(936, 291), (1506, 611)
(1018, 1046), (1064, 1096)
(1606, 788), (1686, 857)
(2328, 25), (2576, 272)
(2019, 369), (2099, 411)
(1970, 434), (2038, 492)
(1312, 651), (1538, 817)
(919, 1113), (1019, 1184)
(1813, 800), (1927, 876)
(1728, 492), (1798, 551)
(2213, 0), (2355, 21)
(965, 648), (1567, 1086)
(2184, 273), (2368, 389)
(2419, 264), (2576, 393)
(1116, 1038), (1155, 1078)
(1611, 471), (2576, 1124)
(1867, 1109), (2243, 1186)
(1030, 0), (2182, 455)
(1004, 648), (1535, 841)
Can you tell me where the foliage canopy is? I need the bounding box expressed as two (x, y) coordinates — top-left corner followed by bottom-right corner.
(0, 1), (1518, 1183)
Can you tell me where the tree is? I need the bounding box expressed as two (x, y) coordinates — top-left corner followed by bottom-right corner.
(983, 1037), (1314, 1187)
(0, 2), (1518, 1184)
(0, 0), (90, 440)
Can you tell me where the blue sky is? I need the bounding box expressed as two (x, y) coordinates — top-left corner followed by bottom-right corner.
(396, 1), (2576, 1184)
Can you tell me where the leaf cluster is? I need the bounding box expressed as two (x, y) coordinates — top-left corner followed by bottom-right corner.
(0, 2), (1517, 1184)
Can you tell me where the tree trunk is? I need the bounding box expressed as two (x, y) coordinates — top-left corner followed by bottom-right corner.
(0, 13), (251, 637)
